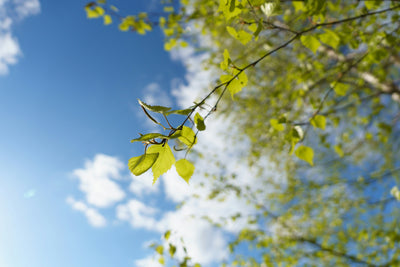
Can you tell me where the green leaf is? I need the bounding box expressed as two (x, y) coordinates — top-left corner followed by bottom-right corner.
(176, 126), (197, 147)
(334, 145), (344, 157)
(319, 29), (340, 49)
(169, 244), (177, 257)
(270, 119), (284, 131)
(164, 230), (171, 240)
(220, 49), (231, 71)
(226, 26), (252, 45)
(300, 35), (321, 54)
(194, 112), (206, 131)
(365, 0), (382, 10)
(175, 159), (195, 183)
(155, 245), (164, 255)
(128, 153), (159, 176)
(310, 114), (326, 130)
(130, 133), (169, 143)
(147, 143), (175, 183)
(295, 145), (314, 166)
(103, 14), (112, 25)
(138, 99), (171, 114)
(85, 5), (105, 18)
(165, 108), (192, 116)
(333, 83), (349, 96)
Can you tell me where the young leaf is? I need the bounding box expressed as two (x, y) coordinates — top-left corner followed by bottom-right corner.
(319, 29), (340, 49)
(270, 118), (284, 131)
(295, 145), (314, 166)
(164, 230), (171, 240)
(175, 159), (195, 183)
(310, 114), (326, 130)
(300, 35), (321, 54)
(103, 14), (112, 25)
(194, 112), (206, 131)
(165, 108), (192, 116)
(220, 49), (231, 71)
(138, 99), (171, 114)
(128, 153), (159, 176)
(147, 143), (176, 183)
(130, 133), (169, 143)
(333, 83), (350, 96)
(169, 244), (177, 257)
(334, 145), (344, 157)
(176, 126), (197, 147)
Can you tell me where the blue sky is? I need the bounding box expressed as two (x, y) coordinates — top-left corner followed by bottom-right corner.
(0, 1), (262, 266)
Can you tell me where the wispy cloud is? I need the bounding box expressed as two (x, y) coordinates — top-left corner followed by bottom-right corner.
(67, 197), (107, 228)
(0, 0), (40, 75)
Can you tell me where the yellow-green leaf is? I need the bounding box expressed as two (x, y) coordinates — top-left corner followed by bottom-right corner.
(147, 143), (175, 184)
(164, 230), (171, 240)
(295, 145), (314, 166)
(300, 35), (320, 54)
(176, 126), (197, 147)
(175, 159), (195, 183)
(334, 145), (344, 157)
(310, 114), (326, 130)
(155, 245), (164, 255)
(128, 153), (159, 176)
(103, 14), (112, 25)
(194, 112), (206, 131)
(334, 82), (349, 96)
(270, 119), (284, 131)
(319, 29), (340, 49)
(138, 99), (171, 114)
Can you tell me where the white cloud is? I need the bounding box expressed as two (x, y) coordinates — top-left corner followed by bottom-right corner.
(14, 0), (40, 18)
(129, 171), (160, 197)
(116, 199), (160, 231)
(72, 154), (126, 208)
(67, 197), (107, 228)
(142, 82), (172, 107)
(0, 0), (40, 75)
(0, 32), (20, 74)
(135, 255), (162, 267)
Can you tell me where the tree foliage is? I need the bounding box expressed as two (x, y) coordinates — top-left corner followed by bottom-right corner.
(85, 0), (400, 266)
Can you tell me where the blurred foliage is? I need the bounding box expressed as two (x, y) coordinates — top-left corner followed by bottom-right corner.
(86, 0), (400, 266)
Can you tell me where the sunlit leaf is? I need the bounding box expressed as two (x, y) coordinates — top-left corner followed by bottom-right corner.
(194, 112), (206, 131)
(295, 145), (314, 166)
(147, 143), (175, 183)
(300, 35), (321, 54)
(175, 159), (195, 183)
(130, 133), (169, 143)
(310, 114), (326, 130)
(138, 99), (171, 114)
(128, 153), (159, 176)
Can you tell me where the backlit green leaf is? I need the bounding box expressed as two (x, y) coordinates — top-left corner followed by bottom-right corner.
(175, 159), (195, 183)
(165, 108), (192, 116)
(300, 35), (321, 54)
(128, 153), (159, 176)
(270, 119), (284, 131)
(310, 114), (326, 130)
(138, 99), (171, 114)
(319, 29), (340, 49)
(334, 82), (350, 96)
(147, 143), (175, 183)
(130, 133), (169, 143)
(103, 14), (112, 25)
(295, 145), (314, 166)
(176, 126), (197, 146)
(194, 112), (206, 131)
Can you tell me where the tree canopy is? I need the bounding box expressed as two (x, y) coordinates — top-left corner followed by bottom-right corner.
(85, 0), (400, 266)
